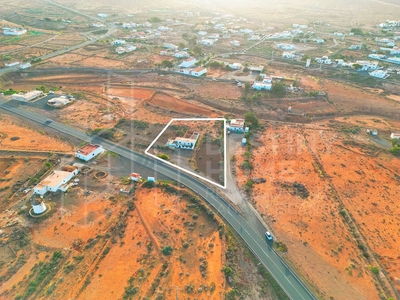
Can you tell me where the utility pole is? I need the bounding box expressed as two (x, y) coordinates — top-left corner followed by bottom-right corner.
(172, 285), (182, 300)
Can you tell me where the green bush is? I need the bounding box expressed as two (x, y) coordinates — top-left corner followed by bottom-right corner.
(157, 153), (169, 160)
(162, 245), (173, 255)
(389, 146), (400, 156)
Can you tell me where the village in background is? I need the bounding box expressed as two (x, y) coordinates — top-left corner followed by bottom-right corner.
(0, 0), (400, 299)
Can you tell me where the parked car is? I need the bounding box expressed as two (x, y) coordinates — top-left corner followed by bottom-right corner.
(46, 119), (52, 123)
(265, 231), (273, 241)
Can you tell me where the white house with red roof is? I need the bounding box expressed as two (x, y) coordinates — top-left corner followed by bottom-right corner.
(75, 144), (104, 161)
(130, 173), (141, 181)
(390, 132), (400, 139)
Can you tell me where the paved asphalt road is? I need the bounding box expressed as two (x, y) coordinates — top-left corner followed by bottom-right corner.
(0, 99), (316, 300)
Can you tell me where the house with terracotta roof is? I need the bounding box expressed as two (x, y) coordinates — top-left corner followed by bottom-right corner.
(390, 132), (400, 139)
(75, 144), (104, 161)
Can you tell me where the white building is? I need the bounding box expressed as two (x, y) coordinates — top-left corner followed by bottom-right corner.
(47, 96), (71, 107)
(198, 31), (208, 36)
(230, 40), (240, 47)
(314, 38), (325, 44)
(282, 52), (295, 59)
(349, 44), (362, 50)
(228, 62), (242, 69)
(174, 51), (190, 58)
(12, 90), (43, 102)
(20, 63), (31, 69)
(167, 132), (199, 150)
(368, 53), (387, 60)
(199, 39), (214, 46)
(252, 82), (272, 90)
(3, 28), (27, 36)
(130, 173), (141, 181)
(5, 62), (19, 67)
(158, 26), (171, 31)
(115, 47), (126, 54)
(356, 60), (379, 71)
(277, 43), (295, 50)
(98, 13), (108, 18)
(113, 39), (126, 45)
(122, 22), (138, 28)
(260, 74), (272, 83)
(316, 57), (332, 64)
(191, 67), (207, 77)
(390, 132), (400, 139)
(249, 35), (261, 41)
(75, 144), (104, 161)
(387, 57), (400, 64)
(333, 32), (344, 37)
(380, 47), (400, 55)
(163, 43), (178, 50)
(369, 70), (389, 79)
(93, 23), (104, 28)
(208, 34), (219, 39)
(239, 28), (253, 34)
(180, 57), (197, 68)
(34, 169), (79, 195)
(32, 199), (47, 214)
(228, 119), (245, 133)
(125, 45), (136, 52)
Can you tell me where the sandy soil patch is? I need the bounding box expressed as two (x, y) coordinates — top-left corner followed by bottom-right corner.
(187, 81), (242, 100)
(106, 87), (155, 100)
(150, 92), (218, 116)
(235, 122), (399, 299)
(78, 56), (126, 68)
(0, 115), (73, 152)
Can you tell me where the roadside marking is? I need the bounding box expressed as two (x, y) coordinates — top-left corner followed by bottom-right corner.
(145, 118), (227, 189)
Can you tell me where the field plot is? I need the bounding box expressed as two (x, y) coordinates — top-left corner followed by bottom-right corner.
(147, 119), (225, 186)
(149, 92), (218, 116)
(186, 81), (243, 101)
(235, 121), (400, 300)
(0, 154), (47, 210)
(0, 115), (73, 152)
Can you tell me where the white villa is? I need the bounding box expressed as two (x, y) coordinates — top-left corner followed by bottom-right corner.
(167, 132), (199, 150)
(34, 168), (79, 195)
(228, 119), (245, 133)
(369, 70), (389, 79)
(179, 57), (197, 68)
(282, 52), (295, 59)
(276, 43), (295, 50)
(3, 28), (27, 36)
(174, 51), (190, 58)
(252, 82), (272, 90)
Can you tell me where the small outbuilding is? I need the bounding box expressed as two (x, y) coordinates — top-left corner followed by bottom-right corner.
(32, 198), (47, 214)
(130, 173), (141, 181)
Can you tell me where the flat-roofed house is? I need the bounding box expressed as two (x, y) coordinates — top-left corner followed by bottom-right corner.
(228, 119), (245, 133)
(34, 169), (79, 195)
(167, 131), (199, 150)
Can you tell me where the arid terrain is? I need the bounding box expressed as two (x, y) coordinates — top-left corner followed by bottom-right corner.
(1, 0), (400, 298)
(234, 116), (400, 300)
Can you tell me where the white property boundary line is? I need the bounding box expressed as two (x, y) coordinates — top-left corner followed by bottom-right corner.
(145, 118), (227, 189)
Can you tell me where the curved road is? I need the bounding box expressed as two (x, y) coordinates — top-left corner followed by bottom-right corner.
(0, 99), (316, 300)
